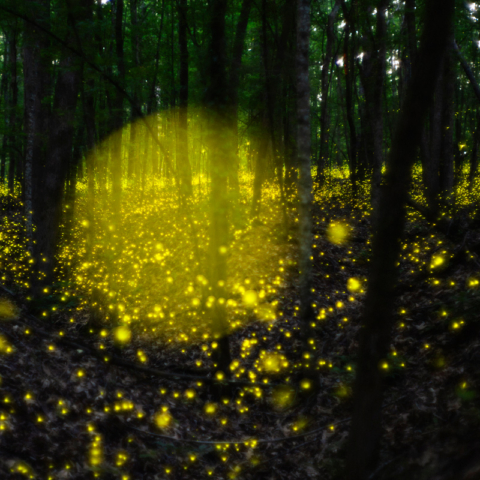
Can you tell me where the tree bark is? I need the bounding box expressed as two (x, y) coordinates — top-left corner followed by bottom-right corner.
(111, 0), (125, 213)
(358, 0), (387, 221)
(469, 110), (480, 190)
(6, 25), (19, 194)
(439, 25), (455, 200)
(205, 0), (232, 385)
(227, 0), (253, 192)
(345, 1), (455, 478)
(318, 0), (341, 182)
(33, 0), (88, 290)
(23, 0), (50, 254)
(177, 0), (192, 196)
(425, 59), (444, 215)
(296, 0), (314, 345)
(341, 0), (358, 194)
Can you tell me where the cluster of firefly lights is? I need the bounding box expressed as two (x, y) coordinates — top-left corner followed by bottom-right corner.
(0, 156), (478, 476)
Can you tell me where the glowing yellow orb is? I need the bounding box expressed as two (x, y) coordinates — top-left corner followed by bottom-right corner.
(430, 255), (444, 269)
(300, 379), (311, 390)
(114, 326), (132, 344)
(242, 290), (258, 308)
(327, 223), (349, 245)
(155, 410), (172, 429)
(347, 277), (361, 292)
(204, 403), (216, 415)
(261, 353), (282, 373)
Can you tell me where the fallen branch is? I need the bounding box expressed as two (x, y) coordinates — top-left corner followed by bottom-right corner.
(130, 417), (351, 446)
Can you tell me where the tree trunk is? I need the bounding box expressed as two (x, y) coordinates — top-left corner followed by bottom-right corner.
(469, 110), (480, 190)
(399, 0), (416, 99)
(341, 0), (358, 194)
(177, 0), (192, 196)
(7, 25), (19, 194)
(439, 25), (455, 201)
(0, 37), (7, 184)
(32, 0), (88, 290)
(318, 0), (341, 182)
(425, 59), (443, 215)
(359, 0), (387, 221)
(111, 0), (125, 214)
(205, 0), (232, 385)
(346, 1), (455, 478)
(296, 0), (314, 346)
(127, 0), (140, 181)
(23, 0), (50, 254)
(227, 0), (253, 192)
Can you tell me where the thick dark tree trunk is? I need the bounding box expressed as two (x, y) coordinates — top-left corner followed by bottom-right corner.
(359, 0), (387, 221)
(425, 60), (444, 215)
(205, 0), (232, 384)
(32, 0), (88, 290)
(23, 0), (50, 254)
(346, 1), (455, 478)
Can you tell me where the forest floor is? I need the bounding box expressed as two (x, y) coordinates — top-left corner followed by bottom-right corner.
(1, 176), (480, 480)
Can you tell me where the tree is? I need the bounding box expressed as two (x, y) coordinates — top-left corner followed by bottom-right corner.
(205, 0), (232, 382)
(32, 0), (90, 290)
(346, 1), (455, 478)
(177, 0), (192, 197)
(296, 0), (314, 349)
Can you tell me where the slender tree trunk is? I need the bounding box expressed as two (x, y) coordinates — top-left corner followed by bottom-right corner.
(82, 68), (96, 260)
(341, 0), (358, 194)
(147, 0), (165, 114)
(399, 0), (416, 100)
(454, 86), (465, 182)
(177, 0), (192, 196)
(440, 25), (455, 201)
(0, 37), (7, 185)
(111, 0), (125, 214)
(469, 110), (480, 190)
(127, 0), (140, 181)
(346, 1), (454, 478)
(296, 0), (314, 346)
(318, 0), (341, 182)
(227, 0), (253, 192)
(284, 74), (297, 196)
(7, 26), (18, 194)
(251, 115), (268, 217)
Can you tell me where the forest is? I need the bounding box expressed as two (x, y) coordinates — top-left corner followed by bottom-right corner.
(0, 0), (479, 478)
